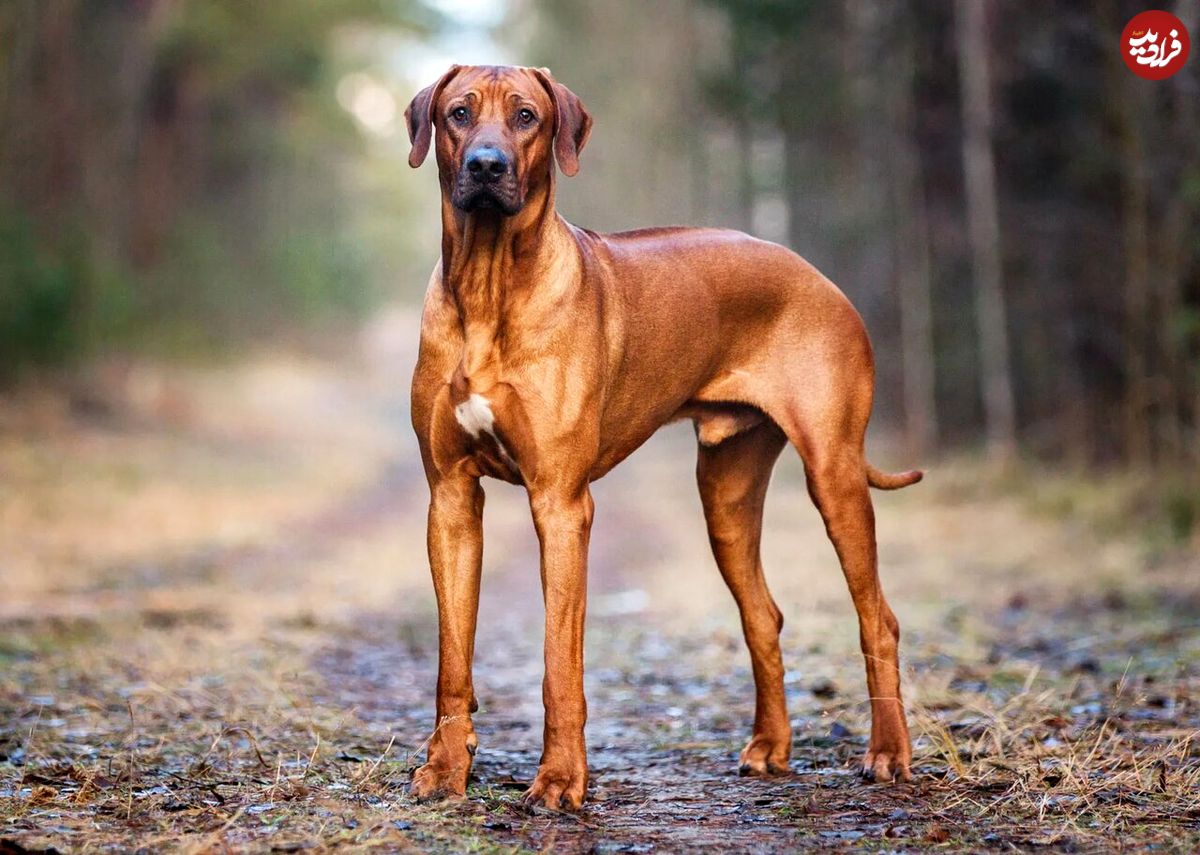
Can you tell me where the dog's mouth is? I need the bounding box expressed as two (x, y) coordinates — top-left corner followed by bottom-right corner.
(451, 182), (523, 216)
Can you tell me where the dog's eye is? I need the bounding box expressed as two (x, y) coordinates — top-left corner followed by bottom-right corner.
(450, 106), (470, 123)
(517, 108), (536, 126)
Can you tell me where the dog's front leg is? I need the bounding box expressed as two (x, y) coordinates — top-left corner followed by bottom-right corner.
(411, 473), (484, 801)
(522, 485), (594, 810)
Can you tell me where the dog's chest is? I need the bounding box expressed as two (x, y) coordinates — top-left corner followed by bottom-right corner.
(444, 374), (523, 482)
(454, 393), (497, 440)
(453, 392), (514, 462)
(430, 313), (593, 483)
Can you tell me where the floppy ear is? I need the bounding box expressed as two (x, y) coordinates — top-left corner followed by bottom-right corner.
(405, 65), (461, 168)
(532, 68), (593, 177)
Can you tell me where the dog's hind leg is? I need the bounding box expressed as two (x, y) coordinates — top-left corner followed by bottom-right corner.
(802, 441), (911, 782)
(767, 373), (913, 783)
(696, 419), (791, 775)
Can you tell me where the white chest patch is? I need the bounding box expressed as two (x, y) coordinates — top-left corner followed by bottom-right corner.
(454, 393), (495, 439)
(455, 393), (517, 469)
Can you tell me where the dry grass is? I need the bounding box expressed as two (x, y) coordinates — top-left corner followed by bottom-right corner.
(2, 311), (1198, 852)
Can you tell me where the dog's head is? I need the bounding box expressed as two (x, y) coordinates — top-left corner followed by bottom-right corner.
(405, 65), (592, 216)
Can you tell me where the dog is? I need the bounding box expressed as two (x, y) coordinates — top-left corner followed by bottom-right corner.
(406, 64), (922, 810)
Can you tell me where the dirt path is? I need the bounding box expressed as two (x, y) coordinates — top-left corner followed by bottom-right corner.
(2, 308), (1198, 852)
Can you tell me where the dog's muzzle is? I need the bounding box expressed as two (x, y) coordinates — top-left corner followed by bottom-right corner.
(452, 146), (523, 215)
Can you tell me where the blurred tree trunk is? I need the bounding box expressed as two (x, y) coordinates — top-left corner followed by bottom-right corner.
(41, 0), (92, 347)
(732, 44), (756, 234)
(780, 51), (807, 255)
(1114, 74), (1153, 466)
(955, 0), (1017, 461)
(1157, 0), (1199, 463)
(43, 0), (82, 220)
(887, 7), (938, 461)
(1156, 87), (1194, 464)
(681, 11), (709, 224)
(845, 0), (896, 390)
(102, 0), (180, 264)
(129, 55), (205, 269)
(0, 3), (39, 203)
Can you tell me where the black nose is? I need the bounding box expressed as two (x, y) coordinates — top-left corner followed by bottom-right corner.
(465, 147), (508, 182)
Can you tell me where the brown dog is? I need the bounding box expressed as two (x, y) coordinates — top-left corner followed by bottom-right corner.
(406, 64), (922, 810)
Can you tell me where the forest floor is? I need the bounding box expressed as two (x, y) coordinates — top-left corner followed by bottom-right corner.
(1, 307), (1199, 854)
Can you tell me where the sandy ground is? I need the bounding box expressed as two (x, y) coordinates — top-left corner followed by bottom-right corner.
(1, 306), (1198, 853)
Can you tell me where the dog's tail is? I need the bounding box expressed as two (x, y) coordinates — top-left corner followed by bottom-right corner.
(866, 464), (923, 490)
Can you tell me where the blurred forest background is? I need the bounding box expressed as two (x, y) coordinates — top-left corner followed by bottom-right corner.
(1, 0), (1197, 479)
(2, 4), (1199, 849)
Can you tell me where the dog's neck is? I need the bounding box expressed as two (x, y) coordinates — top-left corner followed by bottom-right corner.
(439, 179), (573, 329)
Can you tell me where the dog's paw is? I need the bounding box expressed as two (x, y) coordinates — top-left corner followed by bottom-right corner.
(737, 731), (791, 776)
(520, 763), (588, 811)
(409, 759), (471, 801)
(861, 749), (912, 784)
